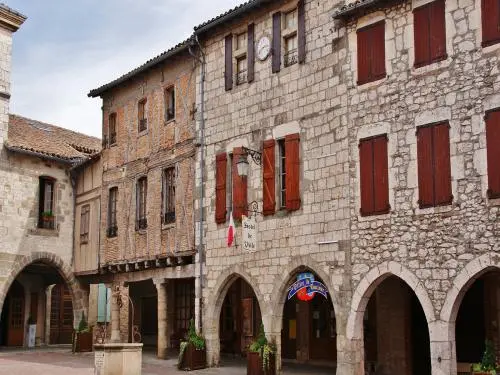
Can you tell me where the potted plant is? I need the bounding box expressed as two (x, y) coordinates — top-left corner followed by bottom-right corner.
(178, 319), (206, 370)
(73, 312), (93, 353)
(472, 340), (499, 375)
(247, 324), (276, 375)
(41, 210), (55, 229)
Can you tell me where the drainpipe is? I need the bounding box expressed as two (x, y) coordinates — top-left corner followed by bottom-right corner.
(189, 34), (206, 333)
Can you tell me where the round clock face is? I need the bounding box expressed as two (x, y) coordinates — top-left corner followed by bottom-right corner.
(257, 36), (271, 61)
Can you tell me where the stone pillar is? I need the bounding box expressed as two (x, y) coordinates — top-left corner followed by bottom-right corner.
(155, 279), (168, 359)
(428, 320), (454, 375)
(45, 285), (54, 345)
(110, 284), (122, 343)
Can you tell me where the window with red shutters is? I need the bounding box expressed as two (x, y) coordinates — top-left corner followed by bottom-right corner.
(413, 0), (447, 68)
(215, 153), (227, 224)
(359, 135), (390, 216)
(417, 122), (452, 208)
(285, 133), (301, 211)
(357, 21), (386, 85)
(485, 109), (500, 198)
(262, 139), (276, 216)
(481, 0), (500, 47)
(232, 147), (247, 220)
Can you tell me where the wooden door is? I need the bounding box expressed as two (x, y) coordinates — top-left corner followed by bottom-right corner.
(309, 295), (336, 362)
(50, 284), (73, 344)
(7, 281), (25, 346)
(281, 298), (297, 359)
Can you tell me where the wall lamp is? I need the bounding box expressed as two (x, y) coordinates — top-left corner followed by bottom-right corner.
(236, 146), (262, 177)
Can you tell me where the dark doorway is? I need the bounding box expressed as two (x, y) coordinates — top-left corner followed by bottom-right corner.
(50, 284), (73, 344)
(4, 280), (25, 347)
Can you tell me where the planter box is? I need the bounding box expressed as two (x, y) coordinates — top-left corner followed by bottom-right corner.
(247, 351), (276, 375)
(180, 343), (206, 371)
(74, 330), (93, 352)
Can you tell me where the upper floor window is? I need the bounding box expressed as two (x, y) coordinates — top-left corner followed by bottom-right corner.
(278, 139), (287, 208)
(138, 99), (147, 133)
(283, 9), (298, 67)
(136, 177), (147, 230)
(109, 113), (117, 146)
(225, 24), (255, 90)
(80, 204), (90, 244)
(162, 167), (176, 224)
(164, 86), (175, 122)
(413, 0), (447, 68)
(107, 187), (118, 237)
(235, 32), (248, 85)
(481, 0), (500, 47)
(359, 135), (390, 216)
(485, 109), (500, 198)
(416, 122), (452, 208)
(357, 21), (386, 85)
(38, 177), (55, 229)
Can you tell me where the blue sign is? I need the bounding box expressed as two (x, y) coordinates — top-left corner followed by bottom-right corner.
(287, 273), (328, 301)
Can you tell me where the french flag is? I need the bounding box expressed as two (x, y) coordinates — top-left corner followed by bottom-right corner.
(227, 212), (235, 247)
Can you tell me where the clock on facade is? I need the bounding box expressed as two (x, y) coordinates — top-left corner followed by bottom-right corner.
(257, 36), (271, 61)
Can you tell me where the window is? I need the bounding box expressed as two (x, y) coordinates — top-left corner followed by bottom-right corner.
(136, 177), (147, 230)
(109, 113), (117, 146)
(413, 0), (446, 68)
(235, 32), (248, 85)
(283, 9), (298, 67)
(485, 109), (500, 198)
(107, 187), (118, 237)
(416, 122), (452, 208)
(97, 284), (111, 323)
(227, 153), (233, 217)
(138, 99), (147, 132)
(175, 281), (194, 333)
(80, 204), (90, 244)
(357, 21), (386, 85)
(278, 139), (287, 208)
(164, 86), (175, 122)
(38, 177), (55, 229)
(481, 0), (500, 47)
(162, 167), (176, 224)
(359, 135), (390, 216)
(232, 147), (248, 220)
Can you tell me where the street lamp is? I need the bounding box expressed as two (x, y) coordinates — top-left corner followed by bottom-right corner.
(236, 146), (262, 177)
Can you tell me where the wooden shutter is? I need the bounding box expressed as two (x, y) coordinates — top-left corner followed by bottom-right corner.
(262, 139), (276, 216)
(248, 23), (255, 83)
(486, 110), (500, 198)
(433, 122), (452, 205)
(429, 0), (447, 62)
(357, 27), (370, 85)
(482, 0), (500, 46)
(285, 134), (301, 211)
(373, 135), (390, 213)
(272, 12), (282, 73)
(371, 21), (386, 81)
(215, 153), (227, 224)
(413, 4), (430, 67)
(97, 284), (107, 323)
(225, 34), (233, 91)
(359, 138), (374, 215)
(417, 126), (434, 208)
(298, 0), (306, 64)
(232, 147), (247, 220)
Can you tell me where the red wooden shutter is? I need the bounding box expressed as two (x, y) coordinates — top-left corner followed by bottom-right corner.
(272, 12), (282, 73)
(285, 134), (301, 211)
(482, 0), (500, 46)
(373, 135), (390, 213)
(247, 23), (255, 83)
(225, 34), (233, 91)
(486, 110), (500, 198)
(433, 122), (452, 205)
(371, 21), (386, 81)
(215, 153), (227, 224)
(417, 126), (434, 208)
(298, 0), (306, 64)
(413, 4), (430, 67)
(262, 139), (276, 216)
(359, 138), (374, 215)
(357, 27), (370, 84)
(429, 0), (447, 62)
(232, 147), (247, 220)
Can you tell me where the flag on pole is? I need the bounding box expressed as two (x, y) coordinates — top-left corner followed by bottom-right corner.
(227, 212), (235, 247)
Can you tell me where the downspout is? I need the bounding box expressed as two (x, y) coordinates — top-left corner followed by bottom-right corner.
(189, 34), (206, 333)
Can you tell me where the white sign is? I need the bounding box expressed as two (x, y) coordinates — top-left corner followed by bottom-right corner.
(94, 351), (105, 375)
(242, 215), (257, 252)
(27, 324), (36, 348)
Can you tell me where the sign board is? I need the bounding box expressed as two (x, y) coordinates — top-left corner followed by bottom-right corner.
(287, 273), (328, 301)
(242, 215), (257, 252)
(94, 351), (105, 375)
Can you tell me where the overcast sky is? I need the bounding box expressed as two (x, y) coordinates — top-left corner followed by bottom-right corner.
(7, 0), (243, 138)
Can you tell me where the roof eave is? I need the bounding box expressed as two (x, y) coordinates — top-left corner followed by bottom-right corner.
(0, 5), (27, 32)
(333, 0), (404, 20)
(4, 143), (78, 165)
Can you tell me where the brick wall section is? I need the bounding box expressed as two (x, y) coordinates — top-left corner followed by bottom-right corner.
(100, 51), (196, 264)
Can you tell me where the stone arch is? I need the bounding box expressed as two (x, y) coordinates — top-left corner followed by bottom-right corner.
(346, 261), (436, 341)
(0, 251), (87, 326)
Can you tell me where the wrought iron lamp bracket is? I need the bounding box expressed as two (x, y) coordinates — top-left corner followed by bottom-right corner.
(242, 146), (262, 166)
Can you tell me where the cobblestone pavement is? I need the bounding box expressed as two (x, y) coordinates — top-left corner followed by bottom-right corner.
(0, 348), (335, 375)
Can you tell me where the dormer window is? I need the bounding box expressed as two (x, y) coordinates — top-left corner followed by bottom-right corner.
(138, 99), (147, 132)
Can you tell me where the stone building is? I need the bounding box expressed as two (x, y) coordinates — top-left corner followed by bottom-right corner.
(88, 41), (198, 358)
(191, 0), (500, 374)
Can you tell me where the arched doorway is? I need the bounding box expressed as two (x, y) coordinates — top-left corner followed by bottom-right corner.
(219, 277), (262, 360)
(281, 271), (336, 368)
(363, 276), (431, 375)
(455, 269), (500, 369)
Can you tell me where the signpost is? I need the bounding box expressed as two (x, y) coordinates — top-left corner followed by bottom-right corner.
(242, 215), (257, 252)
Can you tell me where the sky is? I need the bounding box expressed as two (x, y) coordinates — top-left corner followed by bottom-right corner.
(7, 0), (244, 138)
